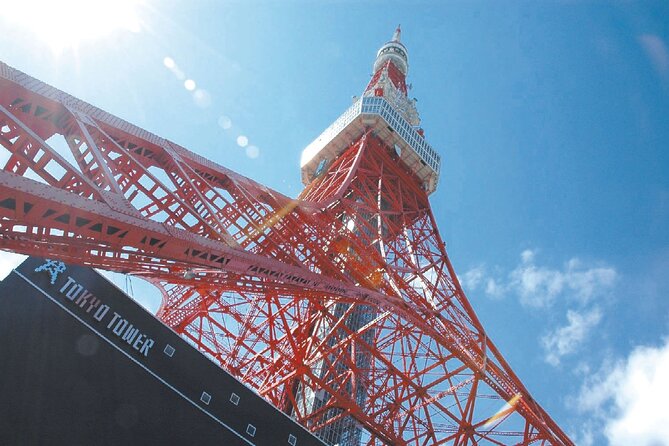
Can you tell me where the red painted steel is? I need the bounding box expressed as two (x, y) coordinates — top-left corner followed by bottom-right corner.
(0, 42), (573, 446)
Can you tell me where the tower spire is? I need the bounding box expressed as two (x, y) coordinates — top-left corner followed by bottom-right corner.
(364, 27), (420, 127)
(372, 25), (409, 78)
(392, 24), (401, 42)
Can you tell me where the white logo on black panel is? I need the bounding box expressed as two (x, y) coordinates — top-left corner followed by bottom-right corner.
(34, 259), (67, 285)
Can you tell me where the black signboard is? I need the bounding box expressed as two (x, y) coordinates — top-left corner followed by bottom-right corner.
(0, 257), (323, 446)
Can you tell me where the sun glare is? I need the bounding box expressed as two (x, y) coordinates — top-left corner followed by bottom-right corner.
(2, 0), (143, 53)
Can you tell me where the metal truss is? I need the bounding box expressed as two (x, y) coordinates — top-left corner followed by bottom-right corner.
(0, 61), (573, 445)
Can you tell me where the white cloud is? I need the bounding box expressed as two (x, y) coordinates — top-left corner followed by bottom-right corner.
(510, 261), (565, 307)
(510, 250), (616, 308)
(542, 308), (602, 366)
(639, 34), (669, 81)
(461, 265), (485, 292)
(0, 250), (27, 281)
(520, 249), (535, 263)
(461, 265), (507, 299)
(484, 277), (505, 298)
(570, 423), (595, 446)
(565, 258), (618, 303)
(462, 250), (617, 308)
(462, 250), (616, 367)
(576, 339), (669, 446)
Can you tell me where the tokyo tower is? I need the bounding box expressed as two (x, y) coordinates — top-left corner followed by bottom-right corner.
(0, 27), (573, 445)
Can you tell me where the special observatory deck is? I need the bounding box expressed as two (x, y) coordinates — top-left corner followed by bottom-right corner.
(300, 96), (441, 194)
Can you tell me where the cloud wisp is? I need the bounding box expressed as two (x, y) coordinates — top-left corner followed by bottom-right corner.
(461, 249), (617, 365)
(541, 308), (602, 366)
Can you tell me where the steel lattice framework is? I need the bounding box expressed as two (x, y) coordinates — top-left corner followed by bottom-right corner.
(0, 29), (573, 446)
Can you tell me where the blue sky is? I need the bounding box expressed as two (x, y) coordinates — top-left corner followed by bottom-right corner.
(1, 1), (668, 445)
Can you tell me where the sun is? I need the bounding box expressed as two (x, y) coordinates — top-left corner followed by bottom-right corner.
(2, 0), (144, 53)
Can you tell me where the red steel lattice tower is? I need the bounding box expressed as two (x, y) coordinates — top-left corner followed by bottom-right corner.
(0, 28), (573, 445)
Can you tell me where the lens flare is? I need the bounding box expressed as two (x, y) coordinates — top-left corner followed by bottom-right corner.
(236, 135), (249, 148)
(484, 393), (522, 428)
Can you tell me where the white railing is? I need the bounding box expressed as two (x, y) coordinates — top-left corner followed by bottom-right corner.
(361, 96), (440, 173)
(300, 100), (362, 167)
